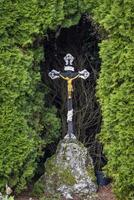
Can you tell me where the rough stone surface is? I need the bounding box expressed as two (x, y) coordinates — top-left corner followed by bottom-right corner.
(37, 137), (97, 200)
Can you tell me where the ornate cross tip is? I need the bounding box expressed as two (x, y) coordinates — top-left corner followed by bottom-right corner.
(48, 69), (60, 79)
(64, 53), (74, 66)
(78, 69), (90, 79)
(64, 53), (74, 71)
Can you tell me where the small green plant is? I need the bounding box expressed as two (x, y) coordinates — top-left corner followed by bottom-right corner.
(0, 193), (14, 200)
(0, 184), (14, 200)
(32, 180), (44, 197)
(0, 195), (14, 200)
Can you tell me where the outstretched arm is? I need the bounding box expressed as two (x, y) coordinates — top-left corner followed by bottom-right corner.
(60, 74), (69, 80)
(60, 74), (79, 81)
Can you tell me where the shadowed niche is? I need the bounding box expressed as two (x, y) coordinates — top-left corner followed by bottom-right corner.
(40, 14), (107, 173)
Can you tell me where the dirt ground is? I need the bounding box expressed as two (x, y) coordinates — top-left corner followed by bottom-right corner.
(15, 184), (116, 200)
(97, 185), (116, 200)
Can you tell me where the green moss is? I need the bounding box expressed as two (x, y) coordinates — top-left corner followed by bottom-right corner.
(45, 156), (76, 186)
(33, 154), (77, 199)
(59, 168), (76, 185)
(87, 165), (96, 183)
(45, 156), (59, 175)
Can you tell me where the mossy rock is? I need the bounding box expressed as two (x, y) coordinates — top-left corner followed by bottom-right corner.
(44, 154), (76, 187)
(33, 138), (97, 199)
(33, 155), (76, 198)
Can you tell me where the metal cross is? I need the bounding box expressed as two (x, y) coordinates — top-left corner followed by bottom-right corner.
(48, 53), (90, 139)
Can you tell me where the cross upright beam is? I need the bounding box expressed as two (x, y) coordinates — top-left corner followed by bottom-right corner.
(48, 54), (90, 139)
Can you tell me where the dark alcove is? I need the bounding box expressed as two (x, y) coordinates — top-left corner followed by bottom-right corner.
(40, 14), (107, 175)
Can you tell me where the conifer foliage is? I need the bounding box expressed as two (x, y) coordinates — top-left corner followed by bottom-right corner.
(95, 1), (134, 199)
(0, 0), (133, 199)
(0, 0), (90, 193)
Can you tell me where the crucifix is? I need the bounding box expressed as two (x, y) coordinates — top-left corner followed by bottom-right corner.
(48, 54), (90, 139)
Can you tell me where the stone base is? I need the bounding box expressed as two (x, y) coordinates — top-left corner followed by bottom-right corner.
(34, 137), (97, 200)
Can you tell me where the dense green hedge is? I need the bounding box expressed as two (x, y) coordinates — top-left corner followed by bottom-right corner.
(95, 1), (134, 199)
(0, 0), (91, 193)
(0, 0), (133, 199)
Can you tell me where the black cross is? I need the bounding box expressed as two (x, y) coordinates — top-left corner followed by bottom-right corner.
(48, 54), (90, 139)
